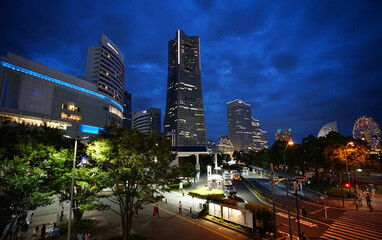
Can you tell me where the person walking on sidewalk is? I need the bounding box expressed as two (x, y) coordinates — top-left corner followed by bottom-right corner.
(366, 193), (371, 206)
(60, 206), (64, 221)
(152, 206), (157, 217)
(179, 201), (183, 214)
(155, 205), (159, 217)
(358, 194), (362, 205)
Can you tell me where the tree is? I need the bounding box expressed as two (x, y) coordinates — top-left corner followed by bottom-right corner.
(86, 126), (176, 240)
(177, 162), (197, 182)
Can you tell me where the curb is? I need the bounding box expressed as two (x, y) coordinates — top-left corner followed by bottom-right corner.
(202, 216), (250, 235)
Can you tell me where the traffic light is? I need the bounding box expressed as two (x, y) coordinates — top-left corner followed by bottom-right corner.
(344, 183), (351, 188)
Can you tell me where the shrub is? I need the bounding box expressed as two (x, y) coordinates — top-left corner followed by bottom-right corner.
(57, 218), (97, 234)
(167, 182), (191, 190)
(188, 188), (224, 199)
(245, 203), (274, 232)
(326, 187), (353, 198)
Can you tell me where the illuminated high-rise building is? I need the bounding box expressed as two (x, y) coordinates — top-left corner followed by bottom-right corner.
(85, 34), (125, 106)
(122, 91), (132, 129)
(132, 108), (161, 135)
(275, 129), (292, 141)
(164, 29), (206, 146)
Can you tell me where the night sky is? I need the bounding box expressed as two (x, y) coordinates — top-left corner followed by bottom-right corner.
(1, 0), (381, 146)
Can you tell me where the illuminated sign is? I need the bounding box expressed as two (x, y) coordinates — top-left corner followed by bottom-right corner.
(81, 125), (104, 134)
(107, 42), (119, 55)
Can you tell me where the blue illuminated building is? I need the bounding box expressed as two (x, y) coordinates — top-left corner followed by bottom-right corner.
(0, 52), (123, 137)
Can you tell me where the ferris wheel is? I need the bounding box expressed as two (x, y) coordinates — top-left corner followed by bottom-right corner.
(353, 116), (381, 149)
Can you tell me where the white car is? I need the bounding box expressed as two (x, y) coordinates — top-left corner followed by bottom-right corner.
(225, 185), (237, 195)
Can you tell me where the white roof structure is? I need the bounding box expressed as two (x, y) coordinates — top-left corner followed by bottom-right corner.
(317, 121), (338, 138)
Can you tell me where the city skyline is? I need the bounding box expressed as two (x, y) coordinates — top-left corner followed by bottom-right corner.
(1, 0), (381, 146)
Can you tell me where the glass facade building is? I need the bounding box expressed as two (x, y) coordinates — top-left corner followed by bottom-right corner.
(164, 29), (206, 146)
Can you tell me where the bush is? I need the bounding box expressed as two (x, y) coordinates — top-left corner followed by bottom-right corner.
(188, 188), (224, 199)
(57, 218), (97, 234)
(326, 187), (354, 198)
(245, 203), (274, 232)
(166, 182), (191, 190)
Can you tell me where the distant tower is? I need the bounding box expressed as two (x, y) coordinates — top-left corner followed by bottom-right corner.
(227, 99), (253, 152)
(122, 91), (132, 129)
(132, 108), (161, 135)
(85, 34), (125, 106)
(317, 121), (338, 138)
(164, 29), (206, 146)
(275, 129), (292, 142)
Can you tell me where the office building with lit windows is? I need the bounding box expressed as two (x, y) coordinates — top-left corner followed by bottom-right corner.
(0, 52), (124, 137)
(164, 29), (207, 147)
(132, 108), (161, 135)
(85, 34), (125, 106)
(227, 99), (267, 152)
(275, 129), (292, 141)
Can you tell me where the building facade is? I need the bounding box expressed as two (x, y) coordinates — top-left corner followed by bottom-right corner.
(85, 34), (125, 106)
(164, 29), (206, 146)
(217, 136), (234, 156)
(317, 121), (338, 138)
(132, 108), (161, 135)
(122, 91), (132, 129)
(0, 52), (124, 137)
(227, 99), (253, 152)
(275, 129), (292, 142)
(227, 99), (267, 152)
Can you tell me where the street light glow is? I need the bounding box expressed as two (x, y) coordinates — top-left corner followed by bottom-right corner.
(288, 141), (294, 145)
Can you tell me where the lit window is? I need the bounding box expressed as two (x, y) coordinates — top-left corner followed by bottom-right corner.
(62, 103), (79, 112)
(61, 112), (82, 122)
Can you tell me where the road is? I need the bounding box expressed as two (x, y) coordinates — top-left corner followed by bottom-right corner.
(238, 171), (382, 239)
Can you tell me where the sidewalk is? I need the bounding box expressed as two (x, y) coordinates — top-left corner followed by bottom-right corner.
(24, 174), (250, 240)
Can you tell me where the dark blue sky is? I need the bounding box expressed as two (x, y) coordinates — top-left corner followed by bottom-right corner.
(1, 0), (381, 146)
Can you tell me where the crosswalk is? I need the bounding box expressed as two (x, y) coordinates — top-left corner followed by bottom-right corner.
(321, 210), (382, 239)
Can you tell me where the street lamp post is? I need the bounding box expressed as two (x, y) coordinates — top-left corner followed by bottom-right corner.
(285, 179), (293, 240)
(64, 135), (88, 240)
(344, 142), (354, 202)
(283, 141), (294, 173)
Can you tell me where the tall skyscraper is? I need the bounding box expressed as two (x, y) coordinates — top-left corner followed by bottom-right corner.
(132, 108), (161, 135)
(122, 91), (132, 129)
(85, 34), (125, 106)
(164, 29), (206, 146)
(227, 99), (253, 152)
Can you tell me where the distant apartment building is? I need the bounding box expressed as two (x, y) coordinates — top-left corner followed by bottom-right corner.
(122, 91), (132, 129)
(132, 108), (161, 135)
(227, 99), (267, 152)
(164, 29), (207, 147)
(275, 129), (292, 141)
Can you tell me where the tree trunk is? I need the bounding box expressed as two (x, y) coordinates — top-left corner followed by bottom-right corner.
(74, 209), (84, 223)
(122, 202), (134, 240)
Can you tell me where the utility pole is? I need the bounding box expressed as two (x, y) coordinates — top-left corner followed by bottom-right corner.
(271, 163), (277, 233)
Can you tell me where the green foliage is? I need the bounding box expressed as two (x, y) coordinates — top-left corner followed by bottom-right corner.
(177, 162), (197, 180)
(188, 188), (224, 199)
(245, 203), (274, 231)
(167, 182), (191, 190)
(86, 125), (176, 240)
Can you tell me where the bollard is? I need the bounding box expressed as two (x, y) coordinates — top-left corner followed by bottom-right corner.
(190, 207), (192, 213)
(165, 199), (167, 204)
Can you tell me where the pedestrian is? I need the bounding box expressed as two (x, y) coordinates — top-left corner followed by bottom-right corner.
(179, 201), (183, 214)
(32, 226), (40, 240)
(300, 232), (306, 240)
(372, 188), (376, 197)
(366, 193), (371, 206)
(152, 206), (157, 217)
(20, 221), (28, 238)
(4, 223), (13, 240)
(77, 232), (84, 240)
(60, 207), (64, 221)
(155, 205), (159, 217)
(84, 231), (90, 240)
(358, 194), (362, 205)
(41, 224), (46, 240)
(26, 210), (34, 224)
